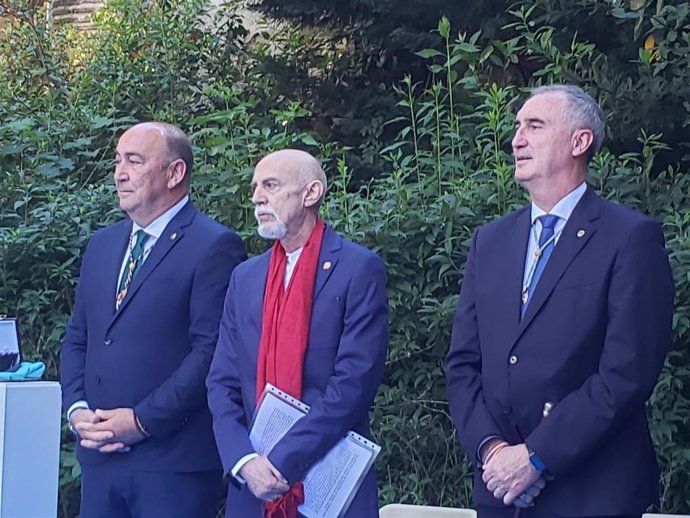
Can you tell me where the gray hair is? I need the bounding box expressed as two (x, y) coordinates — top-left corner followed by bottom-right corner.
(134, 122), (194, 178)
(157, 122), (194, 177)
(299, 159), (328, 207)
(529, 85), (606, 161)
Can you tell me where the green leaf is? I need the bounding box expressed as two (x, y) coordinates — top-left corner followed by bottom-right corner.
(299, 134), (319, 146)
(438, 16), (451, 39)
(416, 48), (443, 59)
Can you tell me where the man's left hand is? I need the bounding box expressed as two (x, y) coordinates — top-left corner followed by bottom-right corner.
(482, 443), (542, 505)
(79, 408), (146, 451)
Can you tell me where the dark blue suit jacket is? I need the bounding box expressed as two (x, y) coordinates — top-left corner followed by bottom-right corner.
(61, 201), (246, 471)
(206, 226), (388, 518)
(445, 188), (674, 515)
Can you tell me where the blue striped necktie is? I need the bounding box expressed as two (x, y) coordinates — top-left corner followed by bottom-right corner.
(521, 214), (560, 317)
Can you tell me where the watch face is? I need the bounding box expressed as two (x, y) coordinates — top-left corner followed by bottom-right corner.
(0, 319), (21, 372)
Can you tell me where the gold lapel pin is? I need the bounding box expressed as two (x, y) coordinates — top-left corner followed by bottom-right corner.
(576, 229), (586, 238)
(170, 232), (177, 240)
(323, 261), (332, 270)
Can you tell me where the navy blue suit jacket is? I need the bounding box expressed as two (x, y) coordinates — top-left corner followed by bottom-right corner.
(206, 226), (388, 518)
(61, 201), (246, 471)
(445, 188), (674, 515)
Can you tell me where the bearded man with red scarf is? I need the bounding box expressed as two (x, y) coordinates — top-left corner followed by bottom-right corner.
(207, 149), (389, 518)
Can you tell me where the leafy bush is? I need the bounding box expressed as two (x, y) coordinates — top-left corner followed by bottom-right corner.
(1, 2), (688, 516)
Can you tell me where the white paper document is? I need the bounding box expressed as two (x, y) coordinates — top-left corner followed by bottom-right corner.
(249, 384), (381, 518)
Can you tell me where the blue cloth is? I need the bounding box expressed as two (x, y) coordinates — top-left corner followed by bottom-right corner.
(0, 361), (45, 381)
(81, 464), (221, 518)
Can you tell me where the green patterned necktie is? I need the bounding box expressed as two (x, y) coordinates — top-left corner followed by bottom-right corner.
(116, 230), (150, 309)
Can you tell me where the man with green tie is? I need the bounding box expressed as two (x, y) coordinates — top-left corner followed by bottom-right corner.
(60, 122), (246, 518)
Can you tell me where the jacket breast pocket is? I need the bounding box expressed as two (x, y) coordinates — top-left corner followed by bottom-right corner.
(307, 295), (345, 350)
(559, 273), (600, 289)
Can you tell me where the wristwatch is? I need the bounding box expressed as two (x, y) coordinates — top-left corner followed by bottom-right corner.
(528, 448), (546, 472)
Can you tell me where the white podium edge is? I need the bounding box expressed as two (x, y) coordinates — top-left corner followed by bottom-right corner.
(0, 384), (6, 510)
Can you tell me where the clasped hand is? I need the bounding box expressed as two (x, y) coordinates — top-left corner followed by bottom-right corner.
(482, 443), (546, 507)
(71, 407), (146, 453)
(239, 456), (290, 502)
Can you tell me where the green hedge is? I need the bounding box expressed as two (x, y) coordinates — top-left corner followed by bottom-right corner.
(0, 2), (688, 516)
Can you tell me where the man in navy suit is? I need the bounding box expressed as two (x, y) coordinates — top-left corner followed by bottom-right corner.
(206, 149), (388, 518)
(60, 122), (246, 518)
(445, 85), (674, 518)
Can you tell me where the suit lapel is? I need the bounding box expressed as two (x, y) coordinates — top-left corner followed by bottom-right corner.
(109, 202), (196, 324)
(249, 226), (339, 348)
(497, 208), (532, 335)
(250, 250), (271, 334)
(106, 221), (133, 314)
(516, 188), (600, 338)
(312, 226), (341, 301)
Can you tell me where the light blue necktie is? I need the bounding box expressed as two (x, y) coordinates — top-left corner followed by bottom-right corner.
(521, 214), (560, 317)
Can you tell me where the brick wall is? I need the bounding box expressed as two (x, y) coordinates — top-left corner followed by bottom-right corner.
(47, 0), (265, 33)
(51, 0), (104, 30)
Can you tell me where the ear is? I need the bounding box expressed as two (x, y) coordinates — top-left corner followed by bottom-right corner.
(571, 129), (594, 159)
(303, 180), (324, 208)
(166, 159), (187, 189)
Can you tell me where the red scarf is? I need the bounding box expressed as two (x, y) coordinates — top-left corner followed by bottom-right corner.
(256, 219), (326, 518)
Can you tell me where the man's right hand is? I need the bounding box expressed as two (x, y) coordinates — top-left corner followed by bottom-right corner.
(239, 456), (290, 501)
(70, 409), (129, 453)
(513, 477), (547, 508)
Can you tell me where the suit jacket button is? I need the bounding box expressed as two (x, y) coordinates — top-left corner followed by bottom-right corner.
(509, 355), (518, 365)
(104, 338), (112, 346)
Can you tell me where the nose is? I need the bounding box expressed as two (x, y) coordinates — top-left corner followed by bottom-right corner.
(114, 161), (128, 183)
(251, 185), (265, 205)
(512, 126), (526, 151)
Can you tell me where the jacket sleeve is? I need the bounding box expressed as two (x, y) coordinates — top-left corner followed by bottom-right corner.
(60, 239), (94, 412)
(206, 268), (257, 474)
(444, 228), (503, 462)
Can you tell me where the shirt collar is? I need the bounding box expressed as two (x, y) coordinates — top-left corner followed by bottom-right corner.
(530, 182), (587, 225)
(286, 247), (303, 262)
(132, 195), (189, 239)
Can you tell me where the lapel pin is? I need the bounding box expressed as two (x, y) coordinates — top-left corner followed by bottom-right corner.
(576, 229), (586, 238)
(323, 261), (332, 270)
(170, 232), (177, 240)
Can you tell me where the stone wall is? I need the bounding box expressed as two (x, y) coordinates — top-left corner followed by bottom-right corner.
(50, 0), (104, 30)
(47, 0), (265, 33)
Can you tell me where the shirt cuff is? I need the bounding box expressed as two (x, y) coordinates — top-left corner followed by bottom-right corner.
(231, 453), (259, 484)
(477, 435), (503, 465)
(67, 400), (89, 422)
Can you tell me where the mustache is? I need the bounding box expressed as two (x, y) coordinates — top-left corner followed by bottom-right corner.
(254, 207), (279, 218)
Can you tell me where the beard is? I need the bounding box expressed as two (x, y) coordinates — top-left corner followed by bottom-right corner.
(254, 206), (288, 240)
